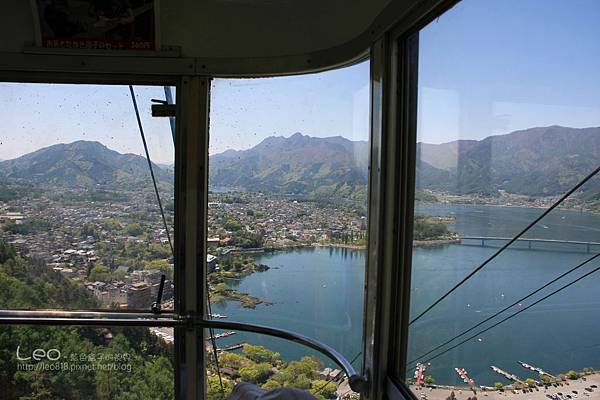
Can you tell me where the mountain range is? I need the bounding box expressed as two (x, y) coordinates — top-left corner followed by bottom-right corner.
(417, 125), (600, 197)
(210, 132), (369, 201)
(0, 141), (173, 189)
(1, 126), (599, 199)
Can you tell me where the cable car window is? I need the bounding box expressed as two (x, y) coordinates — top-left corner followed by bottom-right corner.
(205, 61), (370, 399)
(405, 0), (600, 398)
(0, 83), (175, 311)
(0, 83), (176, 397)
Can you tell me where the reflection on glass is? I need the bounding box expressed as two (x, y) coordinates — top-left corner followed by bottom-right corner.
(0, 84), (175, 310)
(205, 62), (369, 398)
(407, 0), (600, 398)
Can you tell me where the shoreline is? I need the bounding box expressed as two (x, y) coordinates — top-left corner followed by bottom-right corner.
(228, 238), (461, 255)
(422, 194), (600, 216)
(413, 237), (461, 247)
(409, 371), (600, 400)
(212, 239), (459, 306)
(318, 243), (366, 250)
(427, 201), (593, 212)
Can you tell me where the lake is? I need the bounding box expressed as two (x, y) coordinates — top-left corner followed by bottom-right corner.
(210, 246), (366, 367)
(212, 204), (600, 386)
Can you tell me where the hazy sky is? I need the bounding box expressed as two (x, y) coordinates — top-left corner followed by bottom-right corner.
(0, 84), (175, 164)
(209, 63), (369, 154)
(1, 0), (600, 162)
(0, 63), (369, 163)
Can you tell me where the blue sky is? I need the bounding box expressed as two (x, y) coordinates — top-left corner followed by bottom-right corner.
(1, 0), (599, 161)
(418, 0), (600, 143)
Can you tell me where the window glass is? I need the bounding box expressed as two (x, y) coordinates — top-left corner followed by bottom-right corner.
(206, 62), (369, 399)
(0, 83), (175, 311)
(406, 1), (600, 398)
(0, 83), (176, 398)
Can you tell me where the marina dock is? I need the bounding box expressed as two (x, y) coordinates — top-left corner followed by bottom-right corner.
(213, 331), (236, 340)
(519, 361), (556, 379)
(218, 343), (244, 352)
(454, 368), (475, 386)
(414, 363), (426, 386)
(490, 365), (525, 384)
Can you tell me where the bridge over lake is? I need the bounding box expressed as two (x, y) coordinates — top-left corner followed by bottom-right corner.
(461, 236), (600, 253)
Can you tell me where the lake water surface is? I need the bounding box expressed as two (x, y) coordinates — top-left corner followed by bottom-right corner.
(213, 204), (600, 385)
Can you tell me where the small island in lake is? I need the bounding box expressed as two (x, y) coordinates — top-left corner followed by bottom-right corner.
(413, 214), (460, 247)
(208, 253), (270, 308)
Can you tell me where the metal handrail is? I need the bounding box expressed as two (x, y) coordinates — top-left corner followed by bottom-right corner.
(200, 319), (368, 394)
(0, 309), (177, 319)
(0, 309), (368, 394)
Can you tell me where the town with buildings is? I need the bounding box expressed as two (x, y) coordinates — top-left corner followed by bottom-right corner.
(0, 185), (372, 311)
(0, 185), (175, 310)
(207, 191), (368, 251)
(0, 184), (373, 399)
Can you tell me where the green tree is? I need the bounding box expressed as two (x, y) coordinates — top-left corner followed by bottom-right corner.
(129, 356), (175, 400)
(144, 259), (173, 279)
(0, 257), (97, 308)
(239, 362), (273, 384)
(103, 218), (120, 230)
(272, 356), (321, 389)
(284, 357), (320, 378)
(3, 219), (50, 235)
(95, 335), (135, 399)
(89, 263), (111, 282)
(566, 370), (580, 380)
(235, 232), (264, 249)
(148, 244), (172, 258)
(0, 241), (16, 263)
(243, 344), (280, 364)
(525, 378), (536, 387)
(310, 380), (337, 399)
(206, 375), (234, 400)
(219, 352), (247, 369)
(424, 375), (435, 385)
(223, 220), (242, 231)
(413, 215), (449, 240)
(124, 223), (144, 237)
(78, 223), (98, 239)
(494, 382), (504, 390)
(262, 380), (281, 390)
(0, 253), (176, 399)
